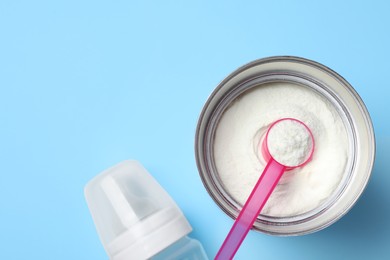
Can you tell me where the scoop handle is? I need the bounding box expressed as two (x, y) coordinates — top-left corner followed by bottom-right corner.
(215, 159), (286, 260)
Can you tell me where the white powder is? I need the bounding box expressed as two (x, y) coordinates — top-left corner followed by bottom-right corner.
(213, 82), (348, 217)
(267, 119), (313, 167)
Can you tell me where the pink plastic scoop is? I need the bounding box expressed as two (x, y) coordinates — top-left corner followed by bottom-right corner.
(215, 118), (315, 260)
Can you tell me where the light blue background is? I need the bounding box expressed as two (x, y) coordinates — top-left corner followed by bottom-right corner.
(0, 1), (389, 259)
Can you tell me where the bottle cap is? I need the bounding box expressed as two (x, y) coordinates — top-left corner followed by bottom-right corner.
(85, 160), (192, 260)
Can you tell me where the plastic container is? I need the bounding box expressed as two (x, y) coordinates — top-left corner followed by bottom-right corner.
(195, 56), (375, 235)
(85, 160), (208, 260)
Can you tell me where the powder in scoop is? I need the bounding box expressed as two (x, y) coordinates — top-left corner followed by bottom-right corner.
(267, 119), (313, 167)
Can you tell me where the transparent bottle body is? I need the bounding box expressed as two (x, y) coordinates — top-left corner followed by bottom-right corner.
(151, 236), (208, 260)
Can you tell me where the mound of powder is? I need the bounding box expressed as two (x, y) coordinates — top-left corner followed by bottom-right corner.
(213, 82), (348, 217)
(267, 119), (313, 167)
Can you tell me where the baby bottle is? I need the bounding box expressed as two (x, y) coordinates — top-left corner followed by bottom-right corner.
(85, 160), (208, 260)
